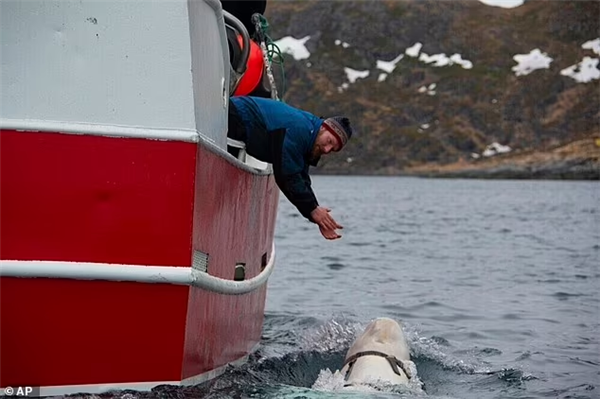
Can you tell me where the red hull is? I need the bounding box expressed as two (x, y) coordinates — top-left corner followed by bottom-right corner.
(0, 130), (279, 390)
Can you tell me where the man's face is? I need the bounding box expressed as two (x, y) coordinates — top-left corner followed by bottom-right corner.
(311, 128), (341, 160)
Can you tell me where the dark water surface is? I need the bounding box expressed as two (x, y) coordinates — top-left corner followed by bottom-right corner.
(78, 177), (600, 399)
(253, 176), (599, 399)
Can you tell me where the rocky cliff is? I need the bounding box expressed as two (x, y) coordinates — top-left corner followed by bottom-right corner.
(261, 0), (600, 179)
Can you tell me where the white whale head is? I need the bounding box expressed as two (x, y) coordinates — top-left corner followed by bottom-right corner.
(340, 317), (414, 388)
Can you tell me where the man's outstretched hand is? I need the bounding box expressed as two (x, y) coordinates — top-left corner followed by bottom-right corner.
(319, 225), (341, 240)
(311, 206), (343, 240)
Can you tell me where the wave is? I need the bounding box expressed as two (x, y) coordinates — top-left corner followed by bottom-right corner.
(60, 316), (538, 399)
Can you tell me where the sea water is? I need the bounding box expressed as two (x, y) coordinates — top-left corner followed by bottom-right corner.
(72, 176), (600, 399)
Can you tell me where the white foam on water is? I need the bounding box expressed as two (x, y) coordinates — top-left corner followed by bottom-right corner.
(403, 324), (495, 376)
(300, 317), (362, 353)
(312, 368), (352, 392)
(311, 321), (426, 395)
(312, 368), (422, 395)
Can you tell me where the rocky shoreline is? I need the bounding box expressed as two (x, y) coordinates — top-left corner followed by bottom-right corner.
(314, 138), (600, 180)
(407, 158), (599, 180)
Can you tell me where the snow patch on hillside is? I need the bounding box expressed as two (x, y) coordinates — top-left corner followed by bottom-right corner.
(512, 49), (553, 76)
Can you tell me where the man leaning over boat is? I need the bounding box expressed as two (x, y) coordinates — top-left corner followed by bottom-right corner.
(227, 96), (354, 241)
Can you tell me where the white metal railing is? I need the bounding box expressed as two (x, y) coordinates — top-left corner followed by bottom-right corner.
(0, 118), (200, 143)
(226, 137), (270, 170)
(0, 244), (275, 295)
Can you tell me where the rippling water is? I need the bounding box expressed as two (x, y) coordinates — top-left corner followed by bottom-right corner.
(77, 176), (600, 399)
(252, 176), (599, 399)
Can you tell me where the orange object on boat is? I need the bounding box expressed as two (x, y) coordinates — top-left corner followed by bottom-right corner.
(234, 35), (265, 96)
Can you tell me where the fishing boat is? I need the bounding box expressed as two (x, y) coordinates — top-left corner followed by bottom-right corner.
(0, 0), (279, 395)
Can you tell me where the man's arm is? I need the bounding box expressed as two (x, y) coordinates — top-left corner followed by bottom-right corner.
(273, 169), (342, 239)
(271, 128), (343, 239)
(273, 168), (319, 221)
(269, 128), (317, 220)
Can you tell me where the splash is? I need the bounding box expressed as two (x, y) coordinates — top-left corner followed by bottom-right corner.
(404, 324), (494, 375)
(312, 368), (350, 391)
(312, 367), (426, 396)
(307, 319), (426, 395)
(299, 317), (363, 353)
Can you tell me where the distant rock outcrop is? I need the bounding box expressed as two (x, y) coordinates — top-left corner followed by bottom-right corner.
(261, 0), (599, 179)
(406, 138), (600, 180)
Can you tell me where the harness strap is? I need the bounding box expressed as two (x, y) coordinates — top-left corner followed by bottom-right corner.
(343, 350), (412, 381)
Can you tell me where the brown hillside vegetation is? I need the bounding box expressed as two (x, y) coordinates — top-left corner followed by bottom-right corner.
(263, 0), (600, 179)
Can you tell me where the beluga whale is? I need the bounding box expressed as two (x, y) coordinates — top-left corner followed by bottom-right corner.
(339, 317), (419, 391)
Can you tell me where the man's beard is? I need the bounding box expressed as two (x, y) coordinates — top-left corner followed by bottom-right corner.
(309, 145), (322, 165)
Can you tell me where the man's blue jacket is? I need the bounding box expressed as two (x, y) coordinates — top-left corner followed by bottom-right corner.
(229, 96), (324, 222)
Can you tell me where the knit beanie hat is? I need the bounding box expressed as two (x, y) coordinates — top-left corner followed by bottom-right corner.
(322, 116), (354, 149)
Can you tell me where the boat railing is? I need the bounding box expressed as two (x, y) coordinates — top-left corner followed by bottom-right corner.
(223, 10), (250, 97)
(0, 244), (275, 296)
